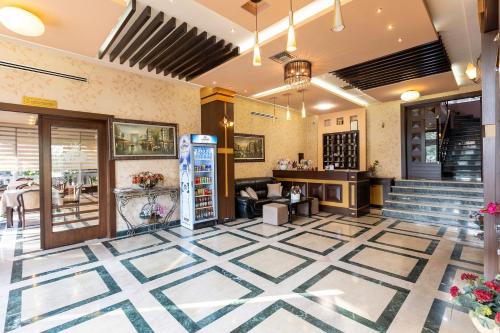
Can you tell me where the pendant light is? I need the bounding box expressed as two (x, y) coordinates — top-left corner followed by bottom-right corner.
(301, 90), (306, 118)
(285, 94), (291, 120)
(286, 0), (297, 52)
(252, 0), (262, 66)
(272, 97), (277, 123)
(331, 0), (345, 32)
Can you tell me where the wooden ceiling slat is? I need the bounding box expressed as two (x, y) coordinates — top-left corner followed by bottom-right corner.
(173, 39), (225, 78)
(120, 11), (164, 64)
(165, 35), (216, 76)
(178, 42), (231, 80)
(148, 27), (199, 72)
(98, 0), (136, 59)
(332, 37), (450, 90)
(155, 31), (207, 74)
(109, 6), (152, 62)
(129, 17), (176, 67)
(138, 22), (187, 70)
(187, 47), (239, 81)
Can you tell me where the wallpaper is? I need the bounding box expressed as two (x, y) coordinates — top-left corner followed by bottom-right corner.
(234, 96), (307, 179)
(0, 38), (200, 230)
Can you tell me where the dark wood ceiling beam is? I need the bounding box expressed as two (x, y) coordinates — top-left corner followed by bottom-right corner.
(187, 47), (239, 81)
(165, 35), (216, 76)
(119, 11), (164, 64)
(155, 31), (207, 74)
(109, 6), (152, 62)
(177, 42), (232, 80)
(354, 68), (452, 90)
(173, 39), (225, 78)
(98, 0), (136, 59)
(138, 22), (187, 70)
(151, 28), (202, 73)
(129, 16), (176, 67)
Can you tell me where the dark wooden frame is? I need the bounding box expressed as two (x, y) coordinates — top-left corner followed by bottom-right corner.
(0, 102), (116, 248)
(111, 118), (178, 160)
(399, 90), (482, 179)
(234, 133), (265, 163)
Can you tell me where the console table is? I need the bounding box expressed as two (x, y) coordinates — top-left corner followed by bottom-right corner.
(113, 186), (179, 235)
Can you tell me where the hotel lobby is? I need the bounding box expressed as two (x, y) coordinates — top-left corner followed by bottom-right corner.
(0, 0), (499, 332)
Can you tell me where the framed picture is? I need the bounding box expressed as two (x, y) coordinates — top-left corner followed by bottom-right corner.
(350, 120), (358, 130)
(234, 133), (265, 163)
(111, 119), (178, 160)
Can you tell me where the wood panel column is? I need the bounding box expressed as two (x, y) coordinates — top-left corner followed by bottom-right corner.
(200, 87), (236, 223)
(480, 28), (499, 279)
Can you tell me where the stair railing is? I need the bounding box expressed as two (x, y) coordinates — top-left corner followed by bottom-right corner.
(439, 105), (453, 163)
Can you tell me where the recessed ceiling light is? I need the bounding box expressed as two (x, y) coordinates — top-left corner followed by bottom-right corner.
(377, 8), (382, 14)
(313, 103), (336, 111)
(387, 24), (394, 30)
(212, 81), (217, 85)
(401, 90), (420, 102)
(397, 37), (403, 43)
(0, 6), (45, 37)
(230, 28), (235, 33)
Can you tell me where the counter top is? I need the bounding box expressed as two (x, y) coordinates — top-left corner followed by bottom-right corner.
(272, 169), (369, 181)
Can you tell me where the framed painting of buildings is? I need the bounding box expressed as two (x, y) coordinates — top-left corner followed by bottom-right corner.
(111, 119), (178, 160)
(234, 133), (265, 163)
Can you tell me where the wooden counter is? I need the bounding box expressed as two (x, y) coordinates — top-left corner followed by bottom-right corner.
(272, 170), (370, 217)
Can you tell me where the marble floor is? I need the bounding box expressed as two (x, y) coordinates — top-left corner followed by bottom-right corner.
(0, 212), (484, 333)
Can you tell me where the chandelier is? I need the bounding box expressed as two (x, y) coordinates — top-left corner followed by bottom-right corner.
(284, 60), (312, 89)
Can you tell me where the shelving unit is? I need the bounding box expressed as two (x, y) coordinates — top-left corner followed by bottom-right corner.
(323, 130), (359, 170)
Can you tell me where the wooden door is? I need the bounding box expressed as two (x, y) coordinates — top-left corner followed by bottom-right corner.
(406, 105), (441, 180)
(39, 116), (109, 249)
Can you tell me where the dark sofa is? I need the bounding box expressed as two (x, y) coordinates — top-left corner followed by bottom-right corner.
(235, 177), (285, 219)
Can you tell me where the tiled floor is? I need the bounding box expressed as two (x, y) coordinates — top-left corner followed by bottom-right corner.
(0, 212), (484, 332)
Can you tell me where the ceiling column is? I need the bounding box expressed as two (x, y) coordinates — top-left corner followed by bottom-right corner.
(200, 87), (236, 223)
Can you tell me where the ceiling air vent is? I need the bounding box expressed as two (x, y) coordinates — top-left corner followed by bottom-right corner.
(269, 51), (296, 64)
(250, 111), (277, 120)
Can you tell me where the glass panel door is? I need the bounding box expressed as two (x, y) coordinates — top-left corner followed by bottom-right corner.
(40, 116), (108, 249)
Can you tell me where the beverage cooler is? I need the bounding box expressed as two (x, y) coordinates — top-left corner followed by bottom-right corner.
(179, 134), (218, 230)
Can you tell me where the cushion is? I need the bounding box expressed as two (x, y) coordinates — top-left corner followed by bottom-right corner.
(240, 190), (250, 198)
(267, 183), (282, 198)
(245, 187), (259, 200)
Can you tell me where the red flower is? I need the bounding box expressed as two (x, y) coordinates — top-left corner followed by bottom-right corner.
(450, 286), (460, 297)
(461, 273), (479, 281)
(496, 312), (500, 324)
(480, 202), (500, 216)
(474, 289), (494, 303)
(485, 280), (500, 292)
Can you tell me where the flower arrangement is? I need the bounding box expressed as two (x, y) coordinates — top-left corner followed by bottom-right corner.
(139, 203), (167, 220)
(290, 185), (302, 202)
(367, 160), (380, 176)
(132, 171), (164, 189)
(277, 158), (291, 170)
(450, 273), (500, 332)
(480, 202), (500, 216)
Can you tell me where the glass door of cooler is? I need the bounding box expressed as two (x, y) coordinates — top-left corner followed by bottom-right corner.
(192, 145), (217, 222)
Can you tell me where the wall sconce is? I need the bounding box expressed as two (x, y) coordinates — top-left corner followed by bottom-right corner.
(223, 115), (234, 128)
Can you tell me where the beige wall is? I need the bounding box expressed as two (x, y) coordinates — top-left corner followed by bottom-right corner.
(315, 108), (367, 171)
(234, 96), (307, 178)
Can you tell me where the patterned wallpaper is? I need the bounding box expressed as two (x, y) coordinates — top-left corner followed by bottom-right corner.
(0, 38), (200, 230)
(234, 96), (307, 179)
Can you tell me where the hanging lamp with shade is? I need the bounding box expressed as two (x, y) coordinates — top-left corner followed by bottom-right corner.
(332, 0), (345, 32)
(252, 0), (262, 66)
(287, 0), (297, 52)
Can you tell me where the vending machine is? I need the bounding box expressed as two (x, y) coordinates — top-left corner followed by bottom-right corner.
(179, 134), (218, 230)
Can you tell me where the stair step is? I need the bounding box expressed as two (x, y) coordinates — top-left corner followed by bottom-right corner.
(442, 165), (482, 171)
(382, 208), (479, 229)
(449, 150), (481, 156)
(394, 179), (483, 189)
(391, 186), (483, 197)
(443, 161), (482, 167)
(451, 176), (483, 182)
(388, 192), (484, 206)
(385, 200), (480, 216)
(445, 155), (482, 161)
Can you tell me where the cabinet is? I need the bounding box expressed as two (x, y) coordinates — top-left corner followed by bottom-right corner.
(323, 130), (359, 170)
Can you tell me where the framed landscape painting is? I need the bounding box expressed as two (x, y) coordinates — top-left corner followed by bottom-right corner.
(111, 119), (178, 160)
(234, 133), (265, 163)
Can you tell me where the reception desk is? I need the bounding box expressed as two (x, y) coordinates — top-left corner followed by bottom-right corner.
(272, 170), (370, 217)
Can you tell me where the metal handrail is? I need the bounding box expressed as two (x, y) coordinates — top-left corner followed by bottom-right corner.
(439, 104), (453, 162)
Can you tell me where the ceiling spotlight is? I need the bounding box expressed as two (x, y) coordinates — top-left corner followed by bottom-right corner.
(387, 24), (394, 30)
(401, 90), (420, 102)
(397, 37), (403, 43)
(377, 8), (383, 14)
(230, 28), (235, 33)
(0, 6), (45, 37)
(465, 62), (478, 81)
(313, 103), (335, 111)
(331, 0), (345, 32)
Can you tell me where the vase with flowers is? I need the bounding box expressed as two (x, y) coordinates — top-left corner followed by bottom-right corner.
(132, 172), (164, 190)
(450, 273), (500, 333)
(290, 185), (302, 202)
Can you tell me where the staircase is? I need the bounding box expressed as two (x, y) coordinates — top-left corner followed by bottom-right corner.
(382, 179), (484, 228)
(442, 114), (482, 182)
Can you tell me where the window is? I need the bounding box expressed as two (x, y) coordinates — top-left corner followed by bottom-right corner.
(0, 126), (39, 182)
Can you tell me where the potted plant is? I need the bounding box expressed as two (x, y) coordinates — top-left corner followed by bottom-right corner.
(290, 185), (301, 202)
(367, 160), (380, 177)
(473, 202), (500, 240)
(132, 171), (165, 189)
(450, 273), (500, 333)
